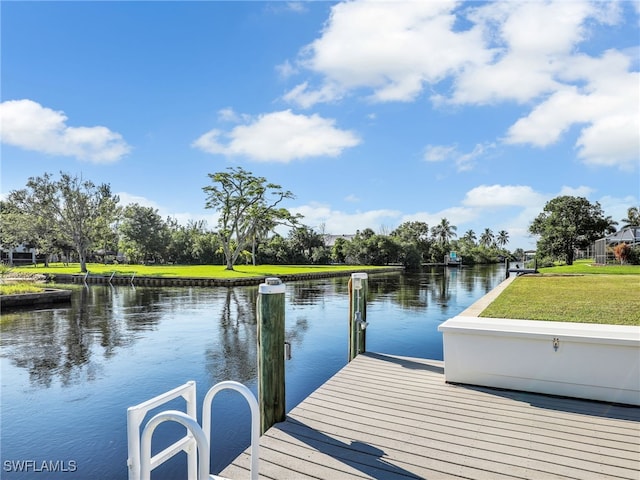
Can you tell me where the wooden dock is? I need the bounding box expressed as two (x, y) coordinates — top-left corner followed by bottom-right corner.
(220, 352), (640, 480)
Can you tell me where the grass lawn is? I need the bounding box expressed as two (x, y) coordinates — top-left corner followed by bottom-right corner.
(540, 259), (640, 275)
(0, 283), (45, 295)
(480, 274), (640, 325)
(12, 263), (394, 279)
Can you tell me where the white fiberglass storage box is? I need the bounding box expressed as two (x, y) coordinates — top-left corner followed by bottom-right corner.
(438, 316), (640, 405)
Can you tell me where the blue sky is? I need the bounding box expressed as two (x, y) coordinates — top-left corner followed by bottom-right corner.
(1, 0), (639, 250)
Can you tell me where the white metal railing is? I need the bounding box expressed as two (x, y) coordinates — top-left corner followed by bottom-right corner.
(141, 410), (209, 479)
(202, 381), (259, 479)
(127, 381), (198, 480)
(127, 380), (259, 480)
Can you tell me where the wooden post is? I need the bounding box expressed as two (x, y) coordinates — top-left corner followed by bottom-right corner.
(505, 259), (510, 278)
(348, 273), (368, 362)
(257, 277), (286, 435)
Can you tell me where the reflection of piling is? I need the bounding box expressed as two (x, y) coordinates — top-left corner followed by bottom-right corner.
(348, 273), (368, 362)
(257, 277), (286, 435)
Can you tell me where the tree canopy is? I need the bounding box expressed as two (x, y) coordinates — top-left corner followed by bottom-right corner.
(203, 167), (299, 270)
(119, 204), (169, 264)
(3, 172), (120, 272)
(529, 195), (614, 265)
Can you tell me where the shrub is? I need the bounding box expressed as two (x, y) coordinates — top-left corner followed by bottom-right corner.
(535, 256), (556, 268)
(613, 243), (631, 264)
(627, 246), (640, 265)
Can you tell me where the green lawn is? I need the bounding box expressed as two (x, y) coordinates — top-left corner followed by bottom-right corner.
(12, 263), (394, 279)
(539, 259), (640, 275)
(0, 283), (45, 295)
(480, 274), (640, 325)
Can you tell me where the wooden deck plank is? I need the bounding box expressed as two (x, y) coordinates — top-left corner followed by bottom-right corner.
(310, 378), (639, 448)
(220, 352), (640, 480)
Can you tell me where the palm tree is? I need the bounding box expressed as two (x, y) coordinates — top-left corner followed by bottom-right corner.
(621, 207), (639, 228)
(496, 230), (509, 248)
(431, 218), (457, 245)
(479, 228), (495, 248)
(462, 229), (477, 245)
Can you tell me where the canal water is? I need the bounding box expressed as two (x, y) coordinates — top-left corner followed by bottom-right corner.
(1, 265), (505, 479)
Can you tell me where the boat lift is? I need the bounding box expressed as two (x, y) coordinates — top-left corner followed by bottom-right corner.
(127, 380), (259, 480)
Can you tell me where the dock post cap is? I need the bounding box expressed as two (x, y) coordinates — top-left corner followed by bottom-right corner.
(351, 272), (368, 291)
(259, 277), (285, 294)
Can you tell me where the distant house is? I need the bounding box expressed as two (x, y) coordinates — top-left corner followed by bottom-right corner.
(323, 234), (356, 247)
(593, 226), (640, 264)
(1, 244), (36, 266)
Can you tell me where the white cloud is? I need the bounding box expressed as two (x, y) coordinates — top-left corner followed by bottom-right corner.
(117, 192), (164, 211)
(284, 0), (489, 106)
(447, 1), (612, 105)
(283, 0), (636, 170)
(192, 109), (360, 162)
(558, 185), (594, 198)
(290, 202), (401, 233)
(463, 185), (545, 208)
(284, 0), (608, 107)
(505, 50), (640, 169)
(0, 99), (130, 163)
(424, 143), (494, 172)
(276, 60), (298, 79)
(286, 2), (307, 14)
(216, 107), (251, 123)
(423, 144), (457, 163)
(282, 82), (345, 109)
(599, 194), (639, 226)
(401, 206), (479, 230)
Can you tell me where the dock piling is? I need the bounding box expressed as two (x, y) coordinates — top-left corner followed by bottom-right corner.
(348, 273), (368, 362)
(257, 277), (286, 435)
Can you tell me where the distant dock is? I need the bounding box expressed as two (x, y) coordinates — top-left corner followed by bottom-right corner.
(221, 352), (640, 479)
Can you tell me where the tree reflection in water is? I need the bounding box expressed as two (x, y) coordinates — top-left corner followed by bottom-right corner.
(1, 286), (172, 387)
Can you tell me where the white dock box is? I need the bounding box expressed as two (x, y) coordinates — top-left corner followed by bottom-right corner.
(438, 316), (640, 405)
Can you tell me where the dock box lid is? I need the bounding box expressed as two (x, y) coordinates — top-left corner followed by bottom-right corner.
(438, 316), (640, 346)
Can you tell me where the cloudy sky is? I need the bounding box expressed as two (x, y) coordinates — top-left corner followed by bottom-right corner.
(1, 0), (638, 250)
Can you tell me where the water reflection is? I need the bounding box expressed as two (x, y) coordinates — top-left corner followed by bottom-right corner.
(0, 265), (504, 479)
(206, 288), (258, 384)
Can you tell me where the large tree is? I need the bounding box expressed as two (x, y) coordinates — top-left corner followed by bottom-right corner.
(496, 230), (509, 248)
(119, 204), (170, 264)
(431, 218), (457, 245)
(479, 228), (495, 248)
(4, 172), (119, 271)
(202, 167), (299, 270)
(529, 196), (613, 265)
(391, 221), (431, 262)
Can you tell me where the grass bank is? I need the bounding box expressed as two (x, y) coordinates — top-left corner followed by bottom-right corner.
(480, 271), (640, 326)
(0, 283), (45, 295)
(539, 259), (640, 275)
(12, 263), (395, 279)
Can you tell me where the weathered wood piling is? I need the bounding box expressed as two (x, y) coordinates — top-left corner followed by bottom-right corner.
(348, 272), (368, 362)
(256, 277), (286, 435)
